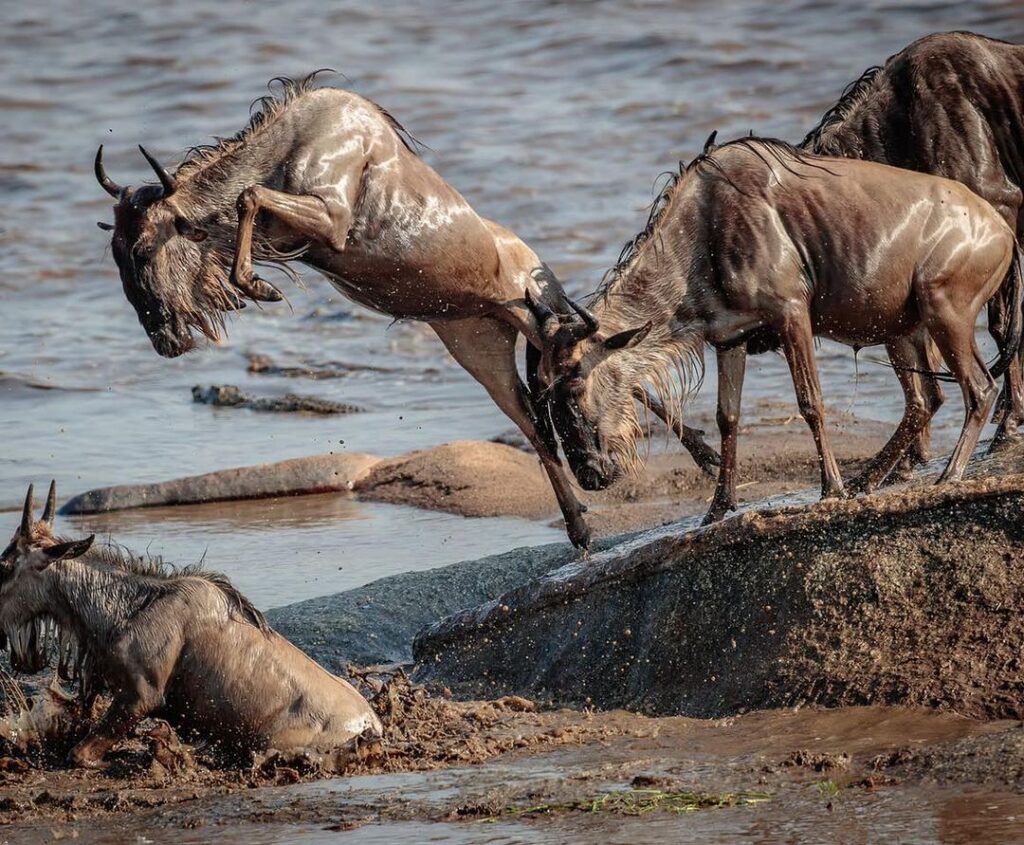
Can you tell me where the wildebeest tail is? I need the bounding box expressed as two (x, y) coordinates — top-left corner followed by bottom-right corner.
(987, 241), (1024, 381)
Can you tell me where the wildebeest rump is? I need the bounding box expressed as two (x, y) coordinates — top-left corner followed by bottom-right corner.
(0, 482), (381, 768)
(801, 31), (1024, 449)
(534, 138), (1019, 525)
(94, 76), (720, 549)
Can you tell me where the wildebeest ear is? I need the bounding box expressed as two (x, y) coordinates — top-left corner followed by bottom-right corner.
(41, 535), (95, 565)
(604, 321), (653, 351)
(175, 218), (208, 242)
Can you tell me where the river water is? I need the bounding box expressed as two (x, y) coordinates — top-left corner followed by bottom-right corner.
(2, 1), (1023, 606)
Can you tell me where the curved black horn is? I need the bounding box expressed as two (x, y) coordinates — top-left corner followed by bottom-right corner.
(566, 297), (599, 337)
(41, 480), (57, 526)
(525, 289), (556, 324)
(138, 145), (177, 196)
(703, 130), (718, 155)
(94, 145), (122, 198)
(20, 484), (34, 538)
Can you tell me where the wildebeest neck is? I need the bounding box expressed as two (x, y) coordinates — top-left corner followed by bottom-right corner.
(45, 555), (163, 653)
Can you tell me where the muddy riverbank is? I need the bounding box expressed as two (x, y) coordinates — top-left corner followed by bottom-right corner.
(3, 686), (1023, 842)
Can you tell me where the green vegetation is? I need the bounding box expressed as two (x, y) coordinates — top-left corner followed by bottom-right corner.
(482, 788), (770, 820)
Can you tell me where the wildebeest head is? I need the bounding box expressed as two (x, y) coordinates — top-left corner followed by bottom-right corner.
(1, 483), (94, 673)
(95, 146), (280, 358)
(528, 293), (652, 491)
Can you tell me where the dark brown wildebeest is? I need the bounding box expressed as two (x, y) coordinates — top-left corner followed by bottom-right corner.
(0, 482), (381, 768)
(94, 75), (718, 550)
(532, 137), (1020, 525)
(800, 31), (1024, 453)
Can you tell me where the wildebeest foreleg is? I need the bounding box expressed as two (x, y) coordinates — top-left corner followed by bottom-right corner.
(848, 332), (943, 493)
(231, 186), (351, 300)
(633, 387), (720, 477)
(702, 344), (747, 525)
(779, 312), (845, 499)
(69, 687), (156, 769)
(433, 317), (592, 550)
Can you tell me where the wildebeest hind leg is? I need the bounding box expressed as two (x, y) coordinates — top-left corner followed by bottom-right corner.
(432, 318), (592, 550)
(849, 332), (943, 494)
(634, 388), (721, 477)
(702, 344), (747, 525)
(779, 311), (845, 499)
(927, 320), (998, 483)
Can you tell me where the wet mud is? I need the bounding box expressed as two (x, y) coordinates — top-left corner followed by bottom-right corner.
(3, 672), (1022, 843)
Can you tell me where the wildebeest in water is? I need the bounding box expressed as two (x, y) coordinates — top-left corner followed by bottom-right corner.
(94, 75), (718, 549)
(0, 482), (381, 768)
(534, 136), (1020, 525)
(801, 31), (1024, 453)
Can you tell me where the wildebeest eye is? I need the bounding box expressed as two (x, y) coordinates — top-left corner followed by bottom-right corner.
(175, 218), (208, 243)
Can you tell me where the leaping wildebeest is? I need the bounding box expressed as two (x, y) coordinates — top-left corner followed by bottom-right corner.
(94, 75), (718, 550)
(0, 482), (382, 768)
(531, 137), (1020, 526)
(801, 31), (1024, 453)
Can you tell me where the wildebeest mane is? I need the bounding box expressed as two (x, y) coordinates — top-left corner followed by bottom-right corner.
(799, 65), (883, 152)
(594, 135), (822, 302)
(176, 70), (420, 183)
(79, 541), (269, 633)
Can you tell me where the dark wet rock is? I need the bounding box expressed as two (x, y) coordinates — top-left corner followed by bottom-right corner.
(412, 469), (1024, 720)
(191, 384), (362, 414)
(266, 539), (593, 667)
(59, 453), (379, 515)
(489, 429), (535, 454)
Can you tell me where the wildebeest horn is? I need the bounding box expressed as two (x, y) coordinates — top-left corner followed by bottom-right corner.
(703, 130), (718, 155)
(97, 221), (114, 232)
(20, 484), (34, 538)
(41, 480), (57, 526)
(94, 145), (122, 198)
(138, 145), (177, 196)
(525, 288), (554, 320)
(566, 297), (599, 337)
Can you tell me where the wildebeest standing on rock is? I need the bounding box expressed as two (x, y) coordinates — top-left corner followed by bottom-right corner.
(533, 137), (1020, 526)
(801, 31), (1024, 450)
(94, 75), (718, 549)
(0, 482), (381, 768)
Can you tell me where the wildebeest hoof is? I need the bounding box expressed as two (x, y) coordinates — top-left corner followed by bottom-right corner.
(701, 500), (733, 526)
(567, 517), (592, 553)
(987, 429), (1021, 455)
(845, 474), (876, 497)
(231, 271), (283, 303)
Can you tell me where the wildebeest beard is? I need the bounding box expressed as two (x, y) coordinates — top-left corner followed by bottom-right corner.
(110, 191), (301, 358)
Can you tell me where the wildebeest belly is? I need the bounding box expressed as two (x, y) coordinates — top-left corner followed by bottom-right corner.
(306, 243), (500, 321)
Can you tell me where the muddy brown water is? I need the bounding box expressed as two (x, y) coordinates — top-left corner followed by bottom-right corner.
(5, 705), (1023, 843)
(3, 1), (1023, 601)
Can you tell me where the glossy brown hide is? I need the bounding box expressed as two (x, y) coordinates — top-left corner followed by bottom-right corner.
(0, 484), (381, 768)
(802, 31), (1024, 450)
(542, 139), (1018, 525)
(95, 77), (660, 549)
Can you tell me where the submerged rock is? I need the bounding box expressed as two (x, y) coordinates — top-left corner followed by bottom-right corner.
(192, 384), (363, 414)
(60, 453), (380, 515)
